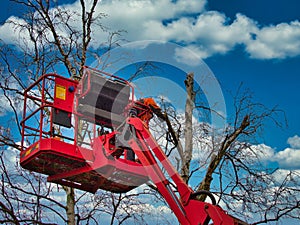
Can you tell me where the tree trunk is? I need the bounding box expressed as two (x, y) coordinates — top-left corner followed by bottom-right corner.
(63, 186), (76, 225)
(181, 72), (195, 183)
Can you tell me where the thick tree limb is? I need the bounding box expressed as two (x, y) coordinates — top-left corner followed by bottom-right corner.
(196, 115), (250, 201)
(181, 73), (195, 183)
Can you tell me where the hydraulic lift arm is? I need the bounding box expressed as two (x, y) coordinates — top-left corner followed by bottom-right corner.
(124, 117), (246, 225)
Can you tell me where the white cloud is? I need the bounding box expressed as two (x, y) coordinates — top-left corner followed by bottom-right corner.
(92, 1), (300, 60)
(274, 147), (300, 169)
(287, 135), (300, 149)
(175, 44), (210, 60)
(174, 45), (204, 65)
(248, 135), (300, 169)
(91, 0), (206, 45)
(246, 21), (300, 59)
(0, 93), (23, 116)
(248, 143), (275, 161)
(2, 144), (20, 167)
(1, 0), (300, 61)
(0, 16), (27, 45)
(271, 169), (300, 185)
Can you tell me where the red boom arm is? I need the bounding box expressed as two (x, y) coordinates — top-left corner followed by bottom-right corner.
(124, 117), (247, 225)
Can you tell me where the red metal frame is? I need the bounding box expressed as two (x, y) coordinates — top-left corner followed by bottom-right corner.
(21, 73), (79, 150)
(20, 68), (149, 193)
(20, 68), (248, 224)
(124, 117), (246, 225)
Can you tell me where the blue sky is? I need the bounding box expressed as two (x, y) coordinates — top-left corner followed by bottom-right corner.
(1, 0), (300, 192)
(0, 0), (300, 224)
(205, 0), (300, 150)
(208, 0), (300, 25)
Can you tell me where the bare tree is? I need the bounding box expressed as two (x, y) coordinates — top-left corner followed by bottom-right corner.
(0, 150), (67, 224)
(0, 1), (147, 225)
(153, 72), (300, 224)
(1, 0), (299, 224)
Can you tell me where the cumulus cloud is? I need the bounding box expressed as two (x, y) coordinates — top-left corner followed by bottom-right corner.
(167, 12), (258, 58)
(249, 135), (300, 169)
(0, 90), (23, 116)
(287, 135), (300, 149)
(92, 1), (300, 60)
(273, 141), (300, 169)
(245, 21), (300, 59)
(1, 0), (300, 61)
(247, 143), (275, 161)
(1, 144), (20, 167)
(0, 16), (28, 45)
(271, 168), (300, 185)
(274, 147), (300, 169)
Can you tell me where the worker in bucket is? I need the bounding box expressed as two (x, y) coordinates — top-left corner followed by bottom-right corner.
(129, 97), (165, 126)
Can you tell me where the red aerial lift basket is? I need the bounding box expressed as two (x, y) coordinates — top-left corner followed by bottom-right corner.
(20, 68), (250, 225)
(20, 68), (148, 193)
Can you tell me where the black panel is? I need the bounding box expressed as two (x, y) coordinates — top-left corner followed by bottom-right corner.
(77, 72), (130, 127)
(52, 109), (72, 128)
